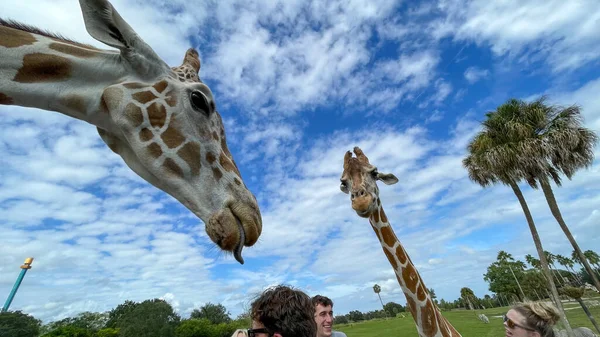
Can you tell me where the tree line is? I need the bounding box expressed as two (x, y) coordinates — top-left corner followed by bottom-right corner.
(0, 300), (249, 337)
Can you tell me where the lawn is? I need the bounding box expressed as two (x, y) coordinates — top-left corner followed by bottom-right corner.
(335, 300), (600, 337)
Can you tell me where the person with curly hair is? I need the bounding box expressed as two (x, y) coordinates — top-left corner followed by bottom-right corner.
(248, 285), (317, 337)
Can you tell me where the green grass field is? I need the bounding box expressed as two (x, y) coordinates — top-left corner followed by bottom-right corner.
(336, 300), (600, 337)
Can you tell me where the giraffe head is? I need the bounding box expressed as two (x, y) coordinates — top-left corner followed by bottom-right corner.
(78, 0), (261, 263)
(340, 147), (398, 218)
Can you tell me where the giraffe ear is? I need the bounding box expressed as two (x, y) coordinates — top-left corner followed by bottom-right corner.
(377, 172), (398, 185)
(79, 0), (168, 76)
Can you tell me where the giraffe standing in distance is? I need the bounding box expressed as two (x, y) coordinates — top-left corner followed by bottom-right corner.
(340, 147), (461, 337)
(0, 0), (262, 264)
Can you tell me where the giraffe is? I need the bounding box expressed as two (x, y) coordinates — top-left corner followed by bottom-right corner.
(0, 0), (261, 264)
(339, 147), (462, 337)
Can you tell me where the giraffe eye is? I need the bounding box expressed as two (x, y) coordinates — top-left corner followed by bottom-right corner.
(190, 91), (210, 115)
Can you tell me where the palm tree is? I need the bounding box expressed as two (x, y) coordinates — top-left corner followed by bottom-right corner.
(373, 284), (385, 314)
(584, 250), (600, 272)
(545, 251), (568, 285)
(507, 97), (600, 292)
(525, 254), (541, 270)
(463, 98), (576, 337)
(556, 254), (579, 284)
(460, 287), (476, 310)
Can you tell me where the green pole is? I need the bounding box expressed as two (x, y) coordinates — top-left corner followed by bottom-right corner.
(2, 258), (34, 313)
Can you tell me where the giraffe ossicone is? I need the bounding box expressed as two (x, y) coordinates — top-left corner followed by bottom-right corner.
(340, 147), (462, 337)
(0, 0), (262, 264)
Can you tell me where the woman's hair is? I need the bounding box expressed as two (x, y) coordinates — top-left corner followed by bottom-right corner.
(231, 329), (248, 337)
(512, 301), (561, 337)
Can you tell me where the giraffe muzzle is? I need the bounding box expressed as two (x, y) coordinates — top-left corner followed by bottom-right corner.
(351, 193), (374, 217)
(206, 200), (262, 264)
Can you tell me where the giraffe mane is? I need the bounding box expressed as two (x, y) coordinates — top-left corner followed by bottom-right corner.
(0, 18), (99, 49)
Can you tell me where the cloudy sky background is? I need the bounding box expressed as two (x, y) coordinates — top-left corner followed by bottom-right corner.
(1, 0), (599, 323)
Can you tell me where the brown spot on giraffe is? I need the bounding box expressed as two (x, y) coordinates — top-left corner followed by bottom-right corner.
(402, 262), (419, 293)
(405, 295), (418, 321)
(421, 299), (438, 337)
(0, 93), (14, 105)
(60, 94), (86, 113)
(49, 42), (99, 58)
(161, 126), (185, 149)
(437, 310), (452, 337)
(139, 128), (153, 142)
(212, 167), (223, 180)
(165, 91), (178, 107)
(123, 82), (147, 89)
(132, 90), (157, 104)
(123, 103), (144, 127)
(212, 131), (219, 141)
(380, 225), (395, 248)
(416, 283), (427, 302)
(177, 142), (201, 176)
(371, 226), (383, 243)
(14, 53), (71, 83)
(147, 142), (162, 158)
(206, 152), (216, 164)
(147, 102), (167, 128)
(219, 151), (241, 177)
(371, 208), (380, 223)
(396, 245), (408, 264)
(383, 248), (399, 271)
(234, 177), (242, 186)
(152, 80), (168, 93)
(0, 26), (37, 48)
(163, 158), (183, 178)
(380, 207), (388, 223)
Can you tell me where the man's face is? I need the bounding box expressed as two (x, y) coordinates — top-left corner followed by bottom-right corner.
(314, 304), (333, 337)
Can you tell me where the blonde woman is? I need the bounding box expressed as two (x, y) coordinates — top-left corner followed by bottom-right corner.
(231, 329), (248, 337)
(504, 301), (598, 337)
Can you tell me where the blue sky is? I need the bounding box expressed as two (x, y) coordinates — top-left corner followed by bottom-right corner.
(1, 0), (599, 323)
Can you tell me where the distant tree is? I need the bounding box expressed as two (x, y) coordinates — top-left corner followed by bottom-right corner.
(190, 303), (231, 325)
(41, 325), (92, 337)
(115, 299), (180, 337)
(483, 252), (527, 301)
(383, 302), (405, 317)
(0, 310), (42, 337)
(106, 300), (138, 328)
(347, 310), (364, 322)
(95, 328), (120, 337)
(428, 288), (437, 305)
(334, 315), (349, 324)
(175, 319), (217, 337)
(460, 288), (476, 310)
(584, 250), (600, 271)
(45, 311), (108, 333)
(372, 284), (385, 315)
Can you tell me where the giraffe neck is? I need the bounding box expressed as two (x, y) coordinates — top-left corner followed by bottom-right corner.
(0, 23), (135, 131)
(369, 205), (462, 337)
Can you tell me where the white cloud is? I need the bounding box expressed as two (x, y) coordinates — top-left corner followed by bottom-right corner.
(435, 0), (600, 72)
(464, 67), (490, 83)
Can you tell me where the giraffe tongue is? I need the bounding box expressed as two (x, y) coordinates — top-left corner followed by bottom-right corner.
(233, 215), (245, 265)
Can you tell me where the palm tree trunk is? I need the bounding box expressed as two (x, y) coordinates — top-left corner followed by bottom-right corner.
(509, 181), (575, 337)
(575, 298), (600, 334)
(377, 293), (386, 317)
(539, 178), (600, 292)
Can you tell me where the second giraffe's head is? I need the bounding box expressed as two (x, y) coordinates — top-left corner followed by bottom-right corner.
(340, 147), (399, 218)
(79, 0), (261, 263)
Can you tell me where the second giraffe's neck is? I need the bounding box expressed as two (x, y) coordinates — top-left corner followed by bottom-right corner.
(0, 24), (130, 130)
(369, 205), (461, 337)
